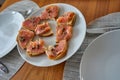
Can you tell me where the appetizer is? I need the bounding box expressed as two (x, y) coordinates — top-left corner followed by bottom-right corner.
(56, 24), (72, 42)
(22, 17), (41, 31)
(35, 22), (53, 36)
(17, 29), (34, 50)
(26, 39), (45, 56)
(45, 40), (68, 60)
(57, 12), (76, 26)
(40, 5), (59, 20)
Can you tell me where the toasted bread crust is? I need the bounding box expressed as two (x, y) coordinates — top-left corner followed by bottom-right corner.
(67, 14), (76, 26)
(40, 30), (53, 37)
(26, 50), (45, 57)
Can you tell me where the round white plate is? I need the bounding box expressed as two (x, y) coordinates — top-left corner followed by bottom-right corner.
(17, 3), (86, 67)
(0, 11), (24, 58)
(80, 30), (120, 80)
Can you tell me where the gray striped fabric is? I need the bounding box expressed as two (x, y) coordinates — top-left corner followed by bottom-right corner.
(0, 47), (25, 80)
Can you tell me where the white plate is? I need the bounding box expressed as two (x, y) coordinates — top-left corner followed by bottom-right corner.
(17, 3), (86, 67)
(0, 11), (24, 58)
(80, 30), (120, 80)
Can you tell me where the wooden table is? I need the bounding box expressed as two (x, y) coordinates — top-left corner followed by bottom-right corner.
(0, 0), (120, 80)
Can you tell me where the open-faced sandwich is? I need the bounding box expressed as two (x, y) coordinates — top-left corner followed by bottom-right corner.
(40, 5), (59, 20)
(56, 24), (72, 42)
(45, 40), (68, 60)
(57, 12), (76, 26)
(17, 29), (34, 50)
(35, 22), (53, 37)
(26, 39), (46, 56)
(22, 17), (41, 31)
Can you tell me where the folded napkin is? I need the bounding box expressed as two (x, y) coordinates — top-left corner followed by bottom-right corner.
(63, 12), (120, 80)
(0, 1), (39, 80)
(0, 47), (24, 80)
(88, 12), (120, 28)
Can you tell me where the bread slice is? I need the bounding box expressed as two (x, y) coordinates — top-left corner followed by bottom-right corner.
(57, 12), (76, 26)
(16, 29), (34, 50)
(35, 22), (53, 37)
(56, 24), (72, 42)
(41, 30), (53, 37)
(40, 5), (59, 20)
(45, 40), (68, 60)
(26, 39), (45, 56)
(22, 17), (41, 31)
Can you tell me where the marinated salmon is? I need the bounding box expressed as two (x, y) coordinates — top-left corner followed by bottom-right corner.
(35, 22), (53, 36)
(57, 12), (76, 26)
(56, 24), (72, 42)
(22, 17), (41, 31)
(17, 29), (34, 50)
(40, 5), (59, 20)
(26, 39), (45, 56)
(46, 40), (68, 60)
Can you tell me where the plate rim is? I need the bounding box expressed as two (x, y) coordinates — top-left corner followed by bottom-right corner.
(17, 3), (86, 67)
(80, 29), (120, 80)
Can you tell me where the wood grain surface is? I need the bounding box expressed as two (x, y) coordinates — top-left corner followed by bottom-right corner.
(0, 0), (120, 80)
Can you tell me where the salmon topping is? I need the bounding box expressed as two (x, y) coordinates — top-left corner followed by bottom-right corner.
(17, 29), (34, 49)
(40, 5), (59, 20)
(56, 25), (72, 42)
(27, 39), (45, 54)
(57, 12), (75, 25)
(35, 22), (52, 36)
(23, 17), (41, 31)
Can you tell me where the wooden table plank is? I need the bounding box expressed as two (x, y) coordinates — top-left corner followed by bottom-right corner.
(0, 0), (120, 80)
(11, 62), (65, 80)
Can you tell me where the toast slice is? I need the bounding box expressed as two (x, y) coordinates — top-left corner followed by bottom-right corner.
(40, 5), (59, 20)
(17, 29), (34, 50)
(56, 24), (72, 42)
(22, 17), (41, 31)
(45, 40), (68, 60)
(57, 12), (76, 26)
(35, 22), (53, 37)
(26, 39), (45, 56)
